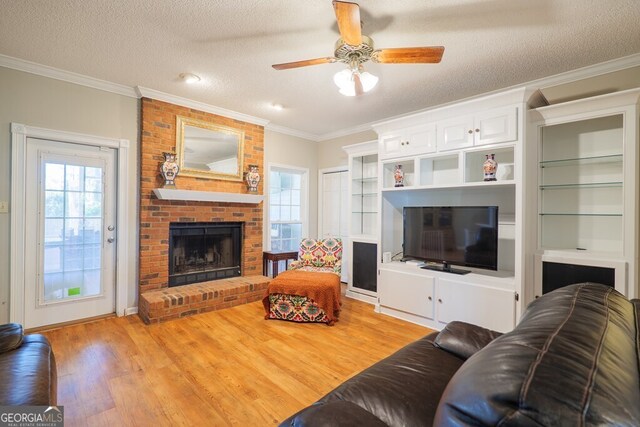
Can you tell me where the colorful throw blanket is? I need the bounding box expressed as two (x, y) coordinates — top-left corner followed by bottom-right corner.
(263, 270), (342, 324)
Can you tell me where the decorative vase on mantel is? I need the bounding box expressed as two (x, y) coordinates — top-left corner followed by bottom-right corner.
(394, 164), (404, 187)
(245, 164), (261, 192)
(160, 152), (179, 188)
(483, 154), (498, 181)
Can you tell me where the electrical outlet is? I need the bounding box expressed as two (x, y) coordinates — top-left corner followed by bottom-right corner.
(0, 201), (8, 213)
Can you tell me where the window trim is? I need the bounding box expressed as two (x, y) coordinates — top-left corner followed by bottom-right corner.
(265, 163), (309, 251)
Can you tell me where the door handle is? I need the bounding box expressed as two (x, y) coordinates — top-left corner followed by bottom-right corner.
(108, 225), (115, 231)
(107, 237), (115, 243)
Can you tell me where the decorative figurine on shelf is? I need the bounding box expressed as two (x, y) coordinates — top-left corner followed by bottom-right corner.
(245, 164), (261, 192)
(160, 152), (179, 188)
(483, 154), (498, 181)
(394, 164), (405, 187)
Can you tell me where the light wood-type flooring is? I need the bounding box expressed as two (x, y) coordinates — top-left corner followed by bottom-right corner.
(41, 297), (431, 426)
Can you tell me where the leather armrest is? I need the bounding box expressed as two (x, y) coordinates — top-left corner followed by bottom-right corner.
(433, 321), (502, 360)
(0, 323), (24, 353)
(280, 401), (387, 427)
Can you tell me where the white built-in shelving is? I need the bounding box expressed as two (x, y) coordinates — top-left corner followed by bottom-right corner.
(530, 88), (640, 300)
(344, 141), (379, 305)
(371, 88), (527, 331)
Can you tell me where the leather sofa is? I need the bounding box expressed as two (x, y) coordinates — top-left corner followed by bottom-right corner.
(281, 283), (640, 426)
(0, 323), (57, 405)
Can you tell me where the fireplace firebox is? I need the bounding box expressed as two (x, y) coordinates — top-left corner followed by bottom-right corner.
(168, 222), (242, 287)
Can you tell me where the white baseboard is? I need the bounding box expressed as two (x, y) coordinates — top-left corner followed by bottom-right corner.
(124, 307), (138, 316)
(345, 290), (379, 305)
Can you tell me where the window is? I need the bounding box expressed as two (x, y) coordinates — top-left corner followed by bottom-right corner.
(268, 166), (308, 253)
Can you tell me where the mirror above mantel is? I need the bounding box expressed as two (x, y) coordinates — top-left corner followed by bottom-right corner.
(176, 116), (245, 181)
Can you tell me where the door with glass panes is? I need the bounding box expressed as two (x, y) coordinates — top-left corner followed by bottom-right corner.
(23, 138), (116, 328)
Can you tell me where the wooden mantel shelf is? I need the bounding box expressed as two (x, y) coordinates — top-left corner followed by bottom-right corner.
(153, 188), (264, 204)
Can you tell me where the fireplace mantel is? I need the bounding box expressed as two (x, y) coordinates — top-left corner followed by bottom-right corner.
(153, 188), (264, 204)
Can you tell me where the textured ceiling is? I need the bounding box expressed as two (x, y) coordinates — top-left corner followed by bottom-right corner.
(1, 0), (639, 138)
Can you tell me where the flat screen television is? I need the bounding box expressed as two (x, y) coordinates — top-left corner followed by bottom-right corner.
(403, 206), (499, 274)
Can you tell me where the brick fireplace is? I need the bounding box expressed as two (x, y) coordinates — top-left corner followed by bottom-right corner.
(138, 98), (266, 322)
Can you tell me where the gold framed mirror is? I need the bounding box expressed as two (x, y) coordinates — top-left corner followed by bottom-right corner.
(176, 116), (245, 181)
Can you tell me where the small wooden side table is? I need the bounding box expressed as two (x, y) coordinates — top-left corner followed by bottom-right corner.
(263, 250), (298, 278)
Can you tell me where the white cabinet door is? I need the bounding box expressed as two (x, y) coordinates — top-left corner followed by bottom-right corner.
(379, 133), (404, 159)
(436, 278), (516, 332)
(474, 106), (517, 146)
(405, 124), (437, 156)
(380, 125), (437, 159)
(379, 269), (435, 319)
(437, 116), (474, 151)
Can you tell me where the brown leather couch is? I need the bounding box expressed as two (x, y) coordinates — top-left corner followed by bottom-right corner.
(280, 283), (640, 426)
(0, 323), (57, 405)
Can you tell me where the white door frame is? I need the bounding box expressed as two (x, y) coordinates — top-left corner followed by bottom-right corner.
(10, 123), (130, 324)
(317, 166), (347, 238)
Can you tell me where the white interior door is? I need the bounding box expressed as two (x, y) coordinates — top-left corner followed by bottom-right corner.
(320, 170), (349, 282)
(23, 137), (116, 328)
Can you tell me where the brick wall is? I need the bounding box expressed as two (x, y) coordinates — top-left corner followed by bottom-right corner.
(139, 98), (264, 294)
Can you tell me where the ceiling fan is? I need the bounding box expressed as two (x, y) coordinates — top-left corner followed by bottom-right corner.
(272, 0), (444, 96)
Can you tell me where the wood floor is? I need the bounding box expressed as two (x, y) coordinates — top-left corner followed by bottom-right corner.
(41, 297), (431, 426)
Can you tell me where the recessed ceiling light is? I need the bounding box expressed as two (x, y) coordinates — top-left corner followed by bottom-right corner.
(179, 73), (201, 84)
(272, 103), (284, 111)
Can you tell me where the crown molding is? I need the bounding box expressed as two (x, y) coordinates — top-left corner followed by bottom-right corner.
(0, 53), (138, 98)
(264, 123), (319, 141)
(136, 86), (270, 127)
(531, 52), (640, 90)
(316, 121), (377, 142)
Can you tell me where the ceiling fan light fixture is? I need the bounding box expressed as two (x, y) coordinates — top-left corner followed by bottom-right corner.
(333, 68), (378, 96)
(359, 71), (379, 92)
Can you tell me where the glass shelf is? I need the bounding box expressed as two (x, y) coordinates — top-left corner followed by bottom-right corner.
(539, 213), (623, 217)
(352, 177), (378, 183)
(540, 154), (623, 168)
(350, 150), (378, 237)
(540, 182), (622, 190)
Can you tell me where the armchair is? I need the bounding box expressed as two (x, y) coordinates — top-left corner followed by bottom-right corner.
(288, 237), (343, 275)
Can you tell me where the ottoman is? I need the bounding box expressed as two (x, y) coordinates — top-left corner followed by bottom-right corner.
(262, 270), (341, 325)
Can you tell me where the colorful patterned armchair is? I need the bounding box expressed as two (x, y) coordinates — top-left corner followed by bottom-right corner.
(288, 237), (342, 275)
(263, 237), (343, 325)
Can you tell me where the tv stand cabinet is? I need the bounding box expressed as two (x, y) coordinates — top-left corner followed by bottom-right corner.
(379, 262), (516, 332)
(372, 88), (527, 331)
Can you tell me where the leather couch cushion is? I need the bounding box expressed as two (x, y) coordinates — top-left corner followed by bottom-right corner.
(434, 283), (640, 426)
(0, 323), (24, 353)
(434, 321), (502, 360)
(284, 401), (388, 427)
(0, 334), (57, 405)
(282, 332), (466, 426)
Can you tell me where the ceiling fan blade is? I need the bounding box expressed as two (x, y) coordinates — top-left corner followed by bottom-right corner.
(272, 57), (337, 70)
(333, 1), (362, 46)
(354, 73), (364, 96)
(372, 46), (445, 64)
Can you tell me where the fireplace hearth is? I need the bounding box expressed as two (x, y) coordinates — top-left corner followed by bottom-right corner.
(169, 222), (242, 287)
